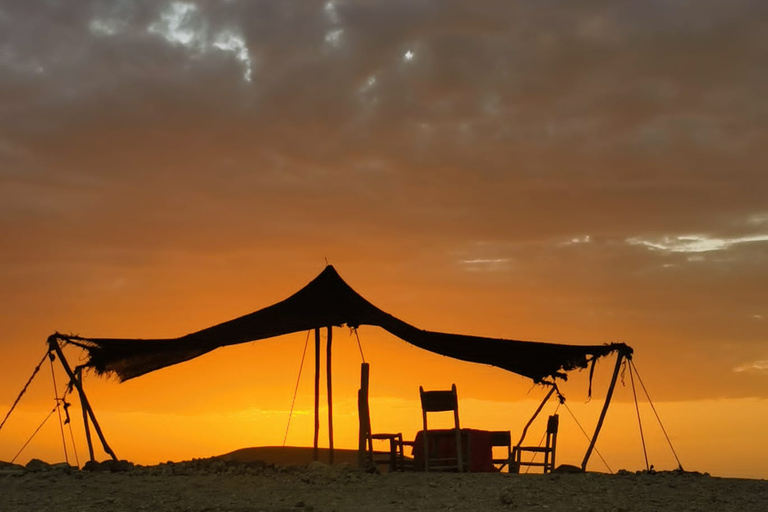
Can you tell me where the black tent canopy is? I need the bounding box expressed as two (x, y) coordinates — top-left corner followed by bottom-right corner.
(44, 265), (635, 469)
(63, 265), (630, 383)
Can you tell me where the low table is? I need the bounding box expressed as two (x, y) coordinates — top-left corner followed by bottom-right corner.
(412, 428), (498, 472)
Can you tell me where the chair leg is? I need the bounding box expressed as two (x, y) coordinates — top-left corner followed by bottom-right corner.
(388, 438), (396, 472)
(455, 428), (463, 473)
(422, 410), (429, 472)
(387, 435), (404, 472)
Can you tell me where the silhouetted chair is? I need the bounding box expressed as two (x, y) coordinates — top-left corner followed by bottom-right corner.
(490, 430), (513, 472)
(368, 432), (407, 472)
(512, 414), (559, 473)
(419, 384), (465, 472)
(358, 388), (407, 472)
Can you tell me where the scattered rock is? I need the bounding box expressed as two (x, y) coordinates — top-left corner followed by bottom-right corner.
(83, 459), (133, 472)
(499, 488), (515, 506)
(308, 461), (329, 472)
(25, 459), (50, 472)
(553, 464), (584, 474)
(50, 462), (77, 473)
(83, 460), (109, 472)
(0, 460), (25, 471)
(111, 459), (133, 472)
(0, 460), (25, 476)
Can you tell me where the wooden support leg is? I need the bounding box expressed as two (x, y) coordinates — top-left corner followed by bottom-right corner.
(357, 363), (371, 469)
(454, 406), (463, 473)
(76, 369), (95, 462)
(313, 328), (321, 462)
(326, 326), (334, 465)
(47, 335), (117, 462)
(422, 408), (429, 472)
(581, 352), (625, 471)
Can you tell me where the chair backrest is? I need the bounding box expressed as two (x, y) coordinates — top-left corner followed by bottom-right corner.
(547, 414), (559, 436)
(420, 384), (459, 413)
(490, 430), (511, 447)
(511, 414), (559, 474)
(490, 430), (513, 472)
(419, 384), (463, 471)
(545, 414), (559, 472)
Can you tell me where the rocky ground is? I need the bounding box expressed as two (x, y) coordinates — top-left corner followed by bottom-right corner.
(1, 458), (766, 512)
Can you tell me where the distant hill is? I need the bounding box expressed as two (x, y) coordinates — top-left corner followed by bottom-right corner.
(217, 446), (362, 467)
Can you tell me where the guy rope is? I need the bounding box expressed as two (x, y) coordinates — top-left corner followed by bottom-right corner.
(1, 336), (118, 466)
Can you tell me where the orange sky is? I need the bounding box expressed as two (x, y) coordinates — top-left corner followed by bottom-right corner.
(1, 0), (767, 479)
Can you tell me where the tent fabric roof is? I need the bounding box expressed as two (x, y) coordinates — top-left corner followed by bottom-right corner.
(62, 265), (631, 383)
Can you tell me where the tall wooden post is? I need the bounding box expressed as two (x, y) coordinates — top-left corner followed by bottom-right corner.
(357, 363), (371, 468)
(326, 326), (334, 464)
(313, 328), (321, 462)
(581, 351), (625, 471)
(47, 335), (117, 462)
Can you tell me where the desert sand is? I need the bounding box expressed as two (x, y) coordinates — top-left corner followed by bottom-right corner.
(2, 449), (766, 512)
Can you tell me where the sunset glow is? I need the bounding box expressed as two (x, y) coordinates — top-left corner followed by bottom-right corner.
(1, 0), (766, 480)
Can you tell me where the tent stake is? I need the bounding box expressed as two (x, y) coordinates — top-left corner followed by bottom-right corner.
(47, 335), (117, 463)
(581, 351), (625, 471)
(326, 326), (334, 464)
(313, 328), (321, 462)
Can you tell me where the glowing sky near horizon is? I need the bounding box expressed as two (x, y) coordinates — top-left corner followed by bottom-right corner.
(1, 0), (767, 478)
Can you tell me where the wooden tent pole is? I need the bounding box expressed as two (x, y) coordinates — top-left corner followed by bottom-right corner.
(326, 326), (334, 464)
(581, 351), (625, 471)
(516, 385), (556, 446)
(76, 369), (95, 462)
(357, 362), (371, 468)
(313, 328), (321, 462)
(47, 335), (117, 462)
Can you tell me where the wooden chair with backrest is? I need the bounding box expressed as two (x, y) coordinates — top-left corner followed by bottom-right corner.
(368, 431), (406, 472)
(419, 383), (464, 472)
(490, 430), (513, 472)
(358, 386), (406, 472)
(512, 414), (559, 473)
